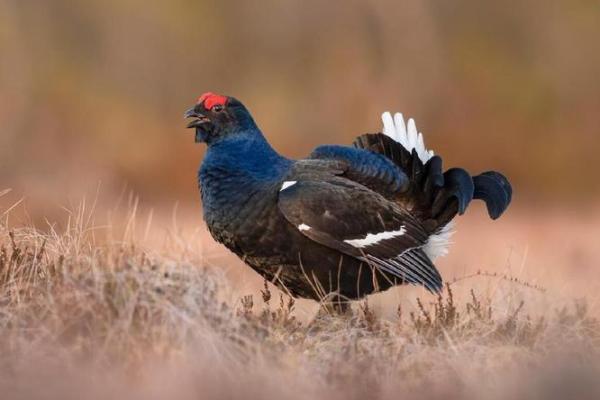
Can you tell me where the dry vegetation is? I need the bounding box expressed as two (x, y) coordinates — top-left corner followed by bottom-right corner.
(2, 2), (599, 398)
(0, 197), (599, 400)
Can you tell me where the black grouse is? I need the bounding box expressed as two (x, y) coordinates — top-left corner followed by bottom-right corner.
(184, 92), (512, 305)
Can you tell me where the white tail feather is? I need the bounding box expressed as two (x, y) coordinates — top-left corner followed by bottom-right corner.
(380, 110), (452, 259)
(381, 112), (434, 163)
(381, 112), (396, 142)
(407, 118), (418, 151)
(393, 113), (408, 147)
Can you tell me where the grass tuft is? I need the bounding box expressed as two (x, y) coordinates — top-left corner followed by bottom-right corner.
(0, 206), (599, 399)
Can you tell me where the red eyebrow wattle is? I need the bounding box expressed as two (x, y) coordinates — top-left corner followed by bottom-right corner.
(197, 92), (228, 110)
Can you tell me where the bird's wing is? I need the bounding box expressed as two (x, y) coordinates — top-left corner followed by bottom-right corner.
(277, 178), (442, 292)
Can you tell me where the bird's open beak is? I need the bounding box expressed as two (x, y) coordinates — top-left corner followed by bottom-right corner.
(184, 107), (210, 128)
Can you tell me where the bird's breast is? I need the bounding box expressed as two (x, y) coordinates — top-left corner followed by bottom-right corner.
(199, 169), (294, 256)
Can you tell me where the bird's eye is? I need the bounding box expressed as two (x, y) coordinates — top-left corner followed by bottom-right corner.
(212, 104), (224, 112)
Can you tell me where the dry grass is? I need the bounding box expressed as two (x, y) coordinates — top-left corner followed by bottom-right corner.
(0, 199), (599, 399)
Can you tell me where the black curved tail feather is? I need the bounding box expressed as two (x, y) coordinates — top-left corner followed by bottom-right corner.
(473, 171), (512, 219)
(422, 155), (444, 203)
(432, 168), (474, 217)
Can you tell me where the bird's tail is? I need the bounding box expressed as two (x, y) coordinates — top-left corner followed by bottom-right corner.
(353, 112), (512, 235)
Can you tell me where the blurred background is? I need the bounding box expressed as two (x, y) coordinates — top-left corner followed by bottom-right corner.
(1, 0), (599, 298)
(2, 0), (599, 212)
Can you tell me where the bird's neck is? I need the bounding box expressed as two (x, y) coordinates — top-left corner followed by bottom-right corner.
(201, 129), (292, 184)
(198, 130), (291, 223)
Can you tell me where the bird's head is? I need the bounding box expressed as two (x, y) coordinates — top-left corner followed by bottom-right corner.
(184, 92), (257, 144)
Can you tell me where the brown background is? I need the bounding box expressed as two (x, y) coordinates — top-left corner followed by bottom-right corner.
(2, 0), (599, 222)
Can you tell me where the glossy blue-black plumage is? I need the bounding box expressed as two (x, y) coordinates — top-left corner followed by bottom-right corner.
(196, 125), (442, 299)
(191, 95), (511, 302)
(199, 130), (292, 226)
(199, 133), (411, 225)
(473, 171), (512, 219)
(310, 145), (409, 195)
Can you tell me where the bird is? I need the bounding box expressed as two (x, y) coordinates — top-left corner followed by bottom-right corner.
(184, 92), (512, 308)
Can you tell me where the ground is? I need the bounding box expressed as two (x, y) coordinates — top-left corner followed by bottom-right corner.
(0, 198), (599, 400)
